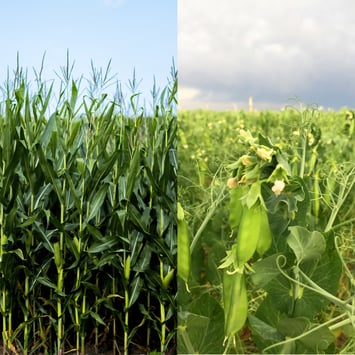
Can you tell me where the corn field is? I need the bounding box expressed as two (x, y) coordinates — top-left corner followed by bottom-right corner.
(0, 62), (177, 354)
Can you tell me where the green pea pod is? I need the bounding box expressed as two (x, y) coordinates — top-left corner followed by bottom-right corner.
(236, 204), (262, 266)
(177, 203), (191, 283)
(229, 185), (247, 230)
(223, 271), (248, 337)
(256, 208), (273, 256)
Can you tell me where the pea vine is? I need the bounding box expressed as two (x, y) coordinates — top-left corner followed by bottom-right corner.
(177, 105), (355, 354)
(220, 106), (355, 353)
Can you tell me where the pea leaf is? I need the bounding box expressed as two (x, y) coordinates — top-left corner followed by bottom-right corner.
(248, 314), (283, 346)
(250, 254), (282, 289)
(287, 226), (326, 263)
(178, 293), (224, 354)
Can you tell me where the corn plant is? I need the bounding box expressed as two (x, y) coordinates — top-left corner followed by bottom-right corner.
(0, 57), (177, 354)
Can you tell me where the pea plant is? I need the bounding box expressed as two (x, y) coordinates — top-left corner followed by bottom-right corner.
(178, 105), (355, 354)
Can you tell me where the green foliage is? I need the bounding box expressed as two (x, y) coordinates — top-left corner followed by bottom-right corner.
(0, 60), (177, 354)
(178, 105), (355, 354)
(178, 282), (224, 354)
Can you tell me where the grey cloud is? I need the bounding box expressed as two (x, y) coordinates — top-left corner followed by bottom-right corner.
(179, 0), (355, 110)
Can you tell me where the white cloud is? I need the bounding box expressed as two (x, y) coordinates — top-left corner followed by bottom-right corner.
(179, 0), (355, 110)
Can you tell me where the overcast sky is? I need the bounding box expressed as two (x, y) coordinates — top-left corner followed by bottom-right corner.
(0, 0), (176, 112)
(179, 0), (355, 111)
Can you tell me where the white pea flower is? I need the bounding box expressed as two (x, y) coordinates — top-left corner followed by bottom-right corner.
(256, 147), (274, 161)
(241, 155), (254, 167)
(272, 180), (285, 196)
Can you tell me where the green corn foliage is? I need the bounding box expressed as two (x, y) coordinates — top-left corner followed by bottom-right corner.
(0, 60), (177, 354)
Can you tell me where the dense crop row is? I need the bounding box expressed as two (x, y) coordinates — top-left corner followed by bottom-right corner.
(0, 63), (177, 354)
(178, 105), (355, 354)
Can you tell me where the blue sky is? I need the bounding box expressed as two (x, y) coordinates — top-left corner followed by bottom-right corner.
(0, 0), (176, 111)
(179, 0), (355, 111)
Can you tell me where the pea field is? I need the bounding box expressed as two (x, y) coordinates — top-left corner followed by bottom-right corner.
(178, 104), (355, 354)
(0, 62), (177, 354)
